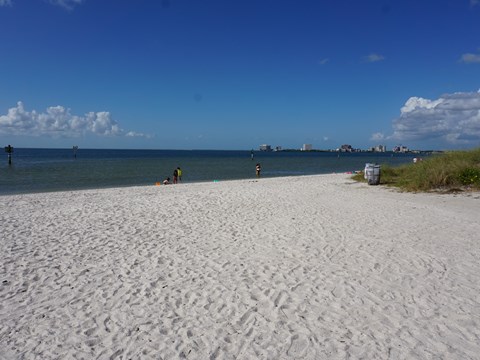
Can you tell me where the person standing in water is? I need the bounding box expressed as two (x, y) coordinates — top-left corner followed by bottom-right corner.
(177, 167), (182, 182)
(256, 163), (261, 178)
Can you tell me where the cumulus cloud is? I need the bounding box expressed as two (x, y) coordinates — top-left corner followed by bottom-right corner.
(0, 102), (150, 138)
(387, 90), (480, 145)
(459, 52), (480, 64)
(363, 53), (385, 63)
(0, 0), (12, 6)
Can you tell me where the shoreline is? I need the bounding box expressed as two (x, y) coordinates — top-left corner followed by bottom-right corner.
(1, 173), (479, 359)
(0, 172), (356, 197)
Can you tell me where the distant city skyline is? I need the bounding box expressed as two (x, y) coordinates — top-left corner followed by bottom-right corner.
(1, 0), (480, 151)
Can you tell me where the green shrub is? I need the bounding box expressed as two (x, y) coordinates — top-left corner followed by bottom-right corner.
(458, 168), (480, 186)
(352, 148), (480, 192)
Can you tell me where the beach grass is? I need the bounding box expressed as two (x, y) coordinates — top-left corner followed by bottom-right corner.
(352, 147), (480, 192)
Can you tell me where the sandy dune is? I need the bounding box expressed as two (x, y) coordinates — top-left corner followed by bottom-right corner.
(1, 174), (479, 359)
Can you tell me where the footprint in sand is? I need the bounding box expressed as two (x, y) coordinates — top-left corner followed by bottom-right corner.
(287, 334), (309, 358)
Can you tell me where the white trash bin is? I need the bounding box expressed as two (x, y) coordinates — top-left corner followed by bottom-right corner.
(365, 163), (381, 185)
(364, 163), (373, 180)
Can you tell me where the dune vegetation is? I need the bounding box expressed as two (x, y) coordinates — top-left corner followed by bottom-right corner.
(352, 148), (480, 192)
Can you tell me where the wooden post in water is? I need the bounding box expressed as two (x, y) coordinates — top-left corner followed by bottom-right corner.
(4, 144), (13, 165)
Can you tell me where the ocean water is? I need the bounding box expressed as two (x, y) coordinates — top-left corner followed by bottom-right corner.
(0, 148), (419, 195)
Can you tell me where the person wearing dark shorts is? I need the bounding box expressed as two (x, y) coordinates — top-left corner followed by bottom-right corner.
(173, 168), (178, 184)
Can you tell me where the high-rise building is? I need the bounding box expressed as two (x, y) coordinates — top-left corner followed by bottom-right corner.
(393, 145), (409, 153)
(339, 144), (353, 152)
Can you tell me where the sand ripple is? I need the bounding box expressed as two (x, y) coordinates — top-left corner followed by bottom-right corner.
(1, 174), (480, 359)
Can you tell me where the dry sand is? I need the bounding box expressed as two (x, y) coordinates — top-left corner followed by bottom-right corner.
(1, 174), (479, 359)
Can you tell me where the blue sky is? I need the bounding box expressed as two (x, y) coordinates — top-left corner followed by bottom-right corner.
(1, 0), (479, 150)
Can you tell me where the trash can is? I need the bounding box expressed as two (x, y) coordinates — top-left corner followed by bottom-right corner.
(365, 163), (381, 185)
(364, 163), (373, 180)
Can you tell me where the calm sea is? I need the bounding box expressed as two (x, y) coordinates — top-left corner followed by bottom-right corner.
(0, 148), (419, 195)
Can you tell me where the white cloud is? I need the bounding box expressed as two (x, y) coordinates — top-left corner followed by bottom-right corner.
(370, 132), (385, 141)
(49, 0), (84, 10)
(0, 0), (84, 9)
(471, 0), (479, 7)
(459, 52), (480, 64)
(363, 53), (385, 63)
(0, 0), (85, 10)
(388, 90), (480, 145)
(0, 102), (149, 138)
(126, 131), (152, 139)
(318, 58), (329, 65)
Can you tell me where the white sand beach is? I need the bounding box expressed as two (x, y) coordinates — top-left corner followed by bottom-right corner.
(1, 174), (479, 359)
